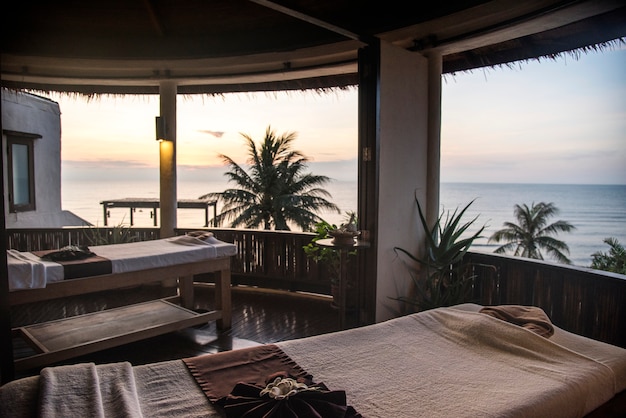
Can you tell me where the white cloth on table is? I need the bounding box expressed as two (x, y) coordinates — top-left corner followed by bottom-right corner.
(6, 249), (63, 290)
(93, 236), (236, 274)
(7, 237), (237, 291)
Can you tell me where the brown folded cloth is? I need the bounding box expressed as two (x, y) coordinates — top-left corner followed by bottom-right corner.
(479, 305), (555, 338)
(33, 248), (112, 279)
(183, 345), (311, 403)
(184, 345), (361, 417)
(36, 245), (96, 262)
(186, 230), (214, 240)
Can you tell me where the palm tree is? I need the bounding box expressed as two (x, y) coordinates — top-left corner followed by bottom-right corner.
(488, 202), (575, 264)
(200, 126), (340, 231)
(590, 238), (626, 274)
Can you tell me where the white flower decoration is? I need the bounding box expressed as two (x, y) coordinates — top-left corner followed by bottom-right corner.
(260, 377), (315, 400)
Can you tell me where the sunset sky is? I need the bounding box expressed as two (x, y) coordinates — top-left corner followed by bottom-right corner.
(45, 46), (625, 185)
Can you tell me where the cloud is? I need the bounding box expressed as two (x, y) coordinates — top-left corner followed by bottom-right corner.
(63, 159), (153, 169)
(61, 159), (159, 182)
(198, 130), (225, 138)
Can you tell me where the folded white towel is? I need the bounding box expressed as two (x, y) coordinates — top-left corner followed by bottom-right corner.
(6, 250), (63, 290)
(38, 362), (143, 418)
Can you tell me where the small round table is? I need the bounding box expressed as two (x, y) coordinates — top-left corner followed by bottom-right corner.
(315, 238), (370, 329)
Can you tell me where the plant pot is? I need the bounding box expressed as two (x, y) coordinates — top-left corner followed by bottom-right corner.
(329, 230), (359, 246)
(330, 283), (357, 311)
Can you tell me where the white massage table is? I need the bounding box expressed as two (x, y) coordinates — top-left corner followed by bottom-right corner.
(2, 304), (625, 417)
(6, 235), (237, 371)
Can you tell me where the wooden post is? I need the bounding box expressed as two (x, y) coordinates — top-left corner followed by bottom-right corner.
(426, 50), (442, 228)
(159, 81), (177, 238)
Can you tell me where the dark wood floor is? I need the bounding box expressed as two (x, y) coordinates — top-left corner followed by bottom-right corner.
(10, 284), (341, 379)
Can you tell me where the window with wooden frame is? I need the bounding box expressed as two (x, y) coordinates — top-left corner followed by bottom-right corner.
(6, 132), (39, 212)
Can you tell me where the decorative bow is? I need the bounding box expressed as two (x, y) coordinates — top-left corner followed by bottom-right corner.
(219, 375), (361, 418)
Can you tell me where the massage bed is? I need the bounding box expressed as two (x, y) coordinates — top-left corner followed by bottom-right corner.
(6, 234), (238, 371)
(2, 304), (625, 417)
(7, 233), (237, 301)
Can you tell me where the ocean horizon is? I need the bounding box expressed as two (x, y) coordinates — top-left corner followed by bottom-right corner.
(62, 178), (626, 268)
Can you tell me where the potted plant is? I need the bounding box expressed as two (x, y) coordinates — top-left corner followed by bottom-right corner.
(394, 197), (485, 312)
(304, 214), (358, 308)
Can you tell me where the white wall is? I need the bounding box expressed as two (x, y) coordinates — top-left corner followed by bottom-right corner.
(375, 42), (429, 322)
(2, 89), (87, 227)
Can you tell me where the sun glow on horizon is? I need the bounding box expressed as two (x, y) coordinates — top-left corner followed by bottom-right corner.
(45, 47), (625, 185)
(49, 90), (359, 169)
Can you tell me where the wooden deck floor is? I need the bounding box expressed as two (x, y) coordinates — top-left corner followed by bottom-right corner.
(10, 284), (341, 379)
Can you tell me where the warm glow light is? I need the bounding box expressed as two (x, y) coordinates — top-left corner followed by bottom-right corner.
(159, 140), (175, 161)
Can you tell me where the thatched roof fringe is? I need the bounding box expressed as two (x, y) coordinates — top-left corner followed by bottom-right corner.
(444, 37), (624, 78)
(16, 87), (357, 103)
(4, 36), (623, 99)
(3, 73), (358, 100)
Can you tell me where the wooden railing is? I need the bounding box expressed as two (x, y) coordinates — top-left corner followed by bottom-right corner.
(6, 227), (160, 250)
(196, 228), (331, 294)
(6, 227), (332, 295)
(465, 251), (626, 349)
(6, 227), (626, 348)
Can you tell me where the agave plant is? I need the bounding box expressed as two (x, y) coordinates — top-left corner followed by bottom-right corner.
(82, 220), (138, 246)
(394, 197), (485, 312)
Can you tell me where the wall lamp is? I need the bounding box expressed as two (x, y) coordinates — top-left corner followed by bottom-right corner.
(155, 116), (167, 141)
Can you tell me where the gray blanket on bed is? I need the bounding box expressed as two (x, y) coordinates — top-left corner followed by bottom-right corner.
(279, 306), (619, 417)
(2, 305), (625, 418)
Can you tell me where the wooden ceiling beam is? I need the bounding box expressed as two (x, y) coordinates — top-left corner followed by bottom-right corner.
(142, 0), (165, 36)
(249, 0), (372, 45)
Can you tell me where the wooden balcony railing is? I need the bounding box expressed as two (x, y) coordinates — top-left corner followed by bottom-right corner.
(6, 227), (332, 295)
(465, 251), (626, 349)
(6, 227), (626, 348)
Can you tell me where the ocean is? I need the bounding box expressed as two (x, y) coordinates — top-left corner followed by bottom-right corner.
(62, 179), (626, 268)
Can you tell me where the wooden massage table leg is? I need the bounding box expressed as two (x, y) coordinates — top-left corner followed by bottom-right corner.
(214, 269), (232, 330)
(178, 275), (194, 309)
(178, 269), (232, 330)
